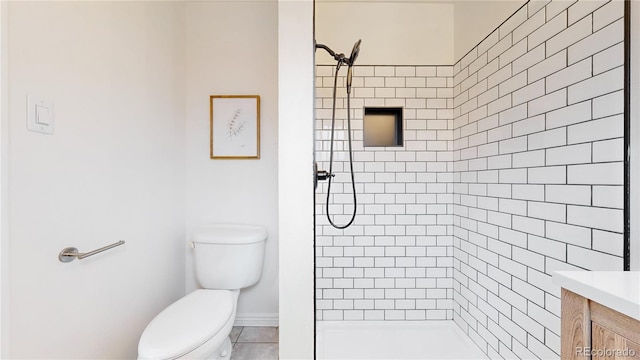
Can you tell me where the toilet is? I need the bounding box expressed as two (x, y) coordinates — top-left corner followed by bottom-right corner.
(138, 224), (268, 360)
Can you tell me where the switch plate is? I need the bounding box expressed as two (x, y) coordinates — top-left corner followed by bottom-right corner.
(27, 95), (54, 134)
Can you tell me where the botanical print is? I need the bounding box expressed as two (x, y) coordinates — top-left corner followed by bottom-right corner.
(211, 96), (259, 158)
(227, 108), (246, 141)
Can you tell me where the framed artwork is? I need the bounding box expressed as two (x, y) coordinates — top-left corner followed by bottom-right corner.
(210, 95), (260, 159)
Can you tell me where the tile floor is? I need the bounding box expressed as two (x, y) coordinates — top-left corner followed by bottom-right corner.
(230, 326), (279, 360)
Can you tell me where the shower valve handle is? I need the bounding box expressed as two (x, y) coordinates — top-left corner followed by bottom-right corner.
(316, 170), (334, 181)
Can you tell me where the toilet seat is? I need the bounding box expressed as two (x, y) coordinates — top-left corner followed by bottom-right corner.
(138, 290), (236, 359)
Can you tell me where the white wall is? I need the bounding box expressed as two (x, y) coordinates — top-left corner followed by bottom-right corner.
(278, 0), (315, 358)
(0, 1), (8, 356)
(5, 2), (186, 358)
(185, 1), (279, 324)
(453, 0), (526, 62)
(315, 1), (454, 65)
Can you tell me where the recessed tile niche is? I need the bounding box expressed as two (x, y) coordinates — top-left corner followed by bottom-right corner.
(363, 107), (403, 147)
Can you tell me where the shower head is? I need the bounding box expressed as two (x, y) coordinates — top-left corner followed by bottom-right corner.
(348, 39), (362, 66)
(346, 39), (362, 94)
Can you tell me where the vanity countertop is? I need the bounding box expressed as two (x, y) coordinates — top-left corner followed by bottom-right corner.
(553, 271), (640, 321)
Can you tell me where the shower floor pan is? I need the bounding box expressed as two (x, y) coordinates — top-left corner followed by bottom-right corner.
(316, 320), (489, 360)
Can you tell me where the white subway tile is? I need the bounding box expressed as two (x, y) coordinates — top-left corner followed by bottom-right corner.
(568, 0), (607, 25)
(567, 245), (623, 270)
(489, 211), (512, 228)
(546, 143), (591, 165)
(529, 49), (567, 84)
(416, 66), (437, 77)
(546, 221), (591, 248)
(529, 89), (567, 116)
(499, 6), (528, 39)
(478, 87), (500, 108)
(497, 104), (527, 127)
(547, 57), (592, 93)
(426, 78), (447, 89)
(488, 124), (512, 143)
(593, 185), (623, 209)
(499, 72), (528, 97)
(568, 162), (623, 185)
(469, 53), (489, 76)
(375, 66), (395, 77)
(460, 48), (479, 70)
(546, 15), (592, 57)
(513, 308), (545, 341)
(438, 66), (454, 77)
(528, 0), (550, 17)
(513, 215), (546, 237)
(395, 88), (416, 98)
(498, 285), (527, 313)
(567, 205), (623, 233)
(478, 143), (499, 158)
(592, 229), (624, 257)
(593, 42), (623, 75)
(487, 64), (512, 89)
(546, 100), (591, 129)
(530, 9), (568, 51)
(569, 113), (624, 145)
(488, 154), (512, 170)
(514, 9), (546, 45)
(594, 0), (624, 31)
(568, 67), (623, 105)
(593, 90), (624, 118)
(395, 67), (416, 77)
(513, 184), (545, 201)
(546, 184), (590, 205)
(570, 18), (622, 65)
(528, 166), (567, 184)
(529, 201), (567, 222)
(528, 235), (567, 261)
(499, 136), (528, 154)
(500, 39), (528, 68)
(513, 44), (545, 75)
(513, 149), (546, 168)
(528, 127), (566, 150)
(478, 31), (500, 56)
(499, 198), (528, 216)
(513, 114), (546, 137)
(488, 95), (512, 116)
(546, 1), (576, 20)
(478, 58), (500, 82)
(593, 138), (623, 163)
(499, 168), (528, 184)
(513, 79), (546, 106)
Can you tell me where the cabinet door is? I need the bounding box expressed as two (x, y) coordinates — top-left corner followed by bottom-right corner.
(592, 322), (640, 359)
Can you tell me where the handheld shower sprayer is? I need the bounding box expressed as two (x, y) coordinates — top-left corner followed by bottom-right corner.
(346, 40), (361, 95)
(314, 39), (362, 229)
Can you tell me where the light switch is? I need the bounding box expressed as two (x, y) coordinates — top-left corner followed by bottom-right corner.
(35, 104), (50, 125)
(27, 95), (55, 134)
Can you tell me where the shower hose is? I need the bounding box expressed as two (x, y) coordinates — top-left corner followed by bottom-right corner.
(325, 62), (357, 229)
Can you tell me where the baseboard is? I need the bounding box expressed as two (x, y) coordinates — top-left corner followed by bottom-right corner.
(234, 312), (279, 327)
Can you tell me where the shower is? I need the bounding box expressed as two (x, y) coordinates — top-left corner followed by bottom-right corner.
(315, 40), (362, 229)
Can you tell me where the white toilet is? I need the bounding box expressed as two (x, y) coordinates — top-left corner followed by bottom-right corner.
(138, 224), (268, 360)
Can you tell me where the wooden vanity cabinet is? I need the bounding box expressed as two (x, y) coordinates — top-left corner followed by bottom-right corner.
(562, 289), (640, 359)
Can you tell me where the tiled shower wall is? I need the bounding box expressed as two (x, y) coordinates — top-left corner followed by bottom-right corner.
(315, 65), (455, 321)
(315, 0), (625, 359)
(451, 0), (624, 359)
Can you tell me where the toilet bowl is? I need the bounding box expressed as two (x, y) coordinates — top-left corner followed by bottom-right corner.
(137, 224), (267, 360)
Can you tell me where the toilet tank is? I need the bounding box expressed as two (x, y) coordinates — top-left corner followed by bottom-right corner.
(192, 224), (267, 290)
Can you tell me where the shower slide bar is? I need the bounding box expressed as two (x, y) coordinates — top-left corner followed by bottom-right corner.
(58, 240), (125, 263)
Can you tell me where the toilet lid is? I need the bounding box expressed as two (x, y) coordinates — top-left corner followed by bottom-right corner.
(138, 290), (235, 359)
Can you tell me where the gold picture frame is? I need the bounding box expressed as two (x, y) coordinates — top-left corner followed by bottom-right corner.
(210, 95), (260, 159)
